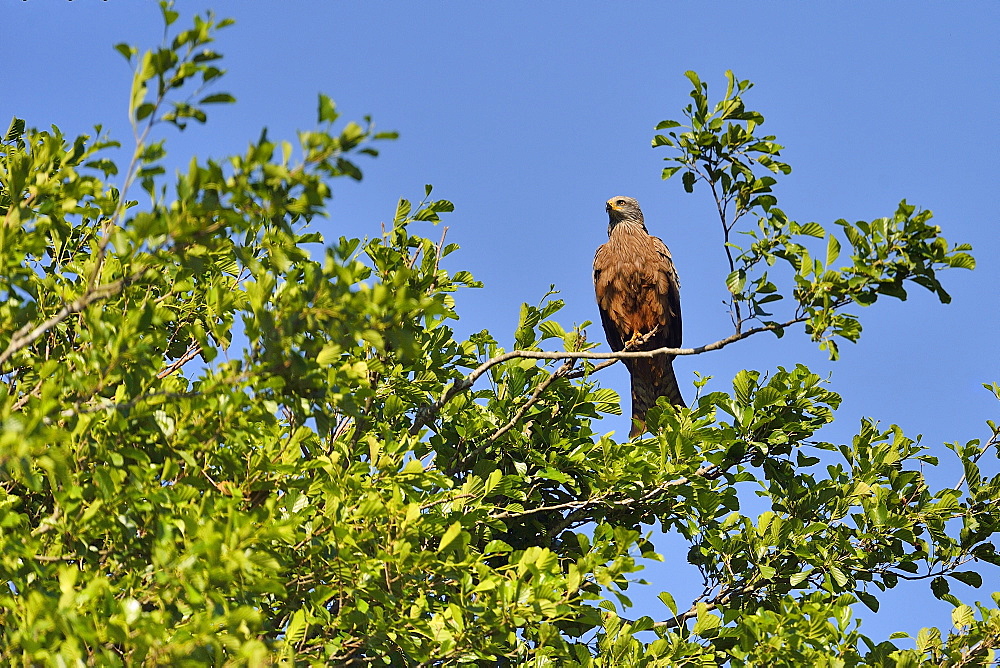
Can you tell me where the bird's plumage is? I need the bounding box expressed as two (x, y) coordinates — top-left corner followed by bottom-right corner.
(593, 196), (684, 437)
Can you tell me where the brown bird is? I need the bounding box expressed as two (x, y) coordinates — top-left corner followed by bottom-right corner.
(593, 196), (684, 437)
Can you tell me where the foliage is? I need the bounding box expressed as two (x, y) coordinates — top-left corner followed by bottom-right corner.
(1, 6), (997, 666)
(653, 71), (975, 358)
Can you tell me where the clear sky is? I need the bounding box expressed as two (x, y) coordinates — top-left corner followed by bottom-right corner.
(5, 0), (1000, 648)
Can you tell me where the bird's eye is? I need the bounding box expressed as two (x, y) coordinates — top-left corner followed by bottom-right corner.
(617, 199), (627, 206)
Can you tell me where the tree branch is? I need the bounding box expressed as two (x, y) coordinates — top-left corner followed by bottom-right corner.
(564, 325), (661, 380)
(47, 390), (199, 424)
(490, 462), (720, 522)
(11, 376), (44, 412)
(488, 361), (571, 441)
(410, 315), (806, 436)
(0, 267), (151, 371)
(651, 580), (768, 630)
(156, 341), (203, 379)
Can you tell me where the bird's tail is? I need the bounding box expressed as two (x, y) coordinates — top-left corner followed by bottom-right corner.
(628, 355), (685, 438)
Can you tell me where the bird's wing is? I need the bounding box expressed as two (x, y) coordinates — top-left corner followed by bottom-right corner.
(651, 236), (682, 349)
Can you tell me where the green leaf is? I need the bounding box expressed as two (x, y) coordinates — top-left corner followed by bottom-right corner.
(135, 103), (156, 122)
(285, 609), (308, 644)
(661, 165), (681, 180)
(483, 540), (513, 555)
(948, 253), (976, 270)
(682, 170), (696, 193)
(797, 222), (825, 238)
(789, 571), (810, 587)
(725, 269), (746, 295)
(318, 93), (339, 123)
(930, 576), (950, 599)
(684, 70), (702, 92)
(438, 521), (462, 553)
(658, 591), (677, 616)
(732, 369), (757, 405)
(825, 233), (841, 267)
(856, 590), (879, 613)
(916, 627), (941, 653)
(631, 616), (654, 633)
(692, 603), (721, 636)
(4, 116), (25, 142)
(114, 43), (137, 62)
(394, 198), (412, 224)
(160, 1), (179, 26)
(200, 92), (235, 105)
(951, 604), (974, 628)
(951, 571), (982, 588)
(483, 469), (502, 494)
(538, 320), (565, 340)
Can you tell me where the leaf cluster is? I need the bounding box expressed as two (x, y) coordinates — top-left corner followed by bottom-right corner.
(653, 71), (974, 359)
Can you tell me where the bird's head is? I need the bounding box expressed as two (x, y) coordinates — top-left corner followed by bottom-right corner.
(606, 196), (645, 229)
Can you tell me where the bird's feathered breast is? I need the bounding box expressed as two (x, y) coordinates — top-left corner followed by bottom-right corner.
(593, 220), (682, 352)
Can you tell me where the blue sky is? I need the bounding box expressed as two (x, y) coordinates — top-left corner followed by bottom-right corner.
(6, 0), (1000, 647)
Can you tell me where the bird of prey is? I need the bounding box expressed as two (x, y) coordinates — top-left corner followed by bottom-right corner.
(593, 196), (684, 437)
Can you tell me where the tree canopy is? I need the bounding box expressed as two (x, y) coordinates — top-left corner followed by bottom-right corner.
(1, 5), (997, 665)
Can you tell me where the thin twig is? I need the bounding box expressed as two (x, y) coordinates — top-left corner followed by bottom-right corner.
(954, 429), (1000, 491)
(651, 579), (773, 630)
(331, 416), (354, 444)
(565, 357), (617, 379)
(564, 326), (661, 380)
(156, 342), (203, 379)
(88, 43), (181, 294)
(10, 377), (44, 412)
(704, 163), (746, 332)
(0, 267), (151, 370)
(952, 633), (1000, 668)
(51, 391), (197, 422)
(2, 192), (36, 227)
(434, 226), (449, 269)
(486, 360), (575, 442)
(491, 462), (718, 522)
(31, 554), (84, 563)
(453, 359), (576, 472)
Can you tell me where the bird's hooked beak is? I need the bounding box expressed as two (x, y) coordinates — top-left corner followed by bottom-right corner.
(606, 201), (623, 228)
